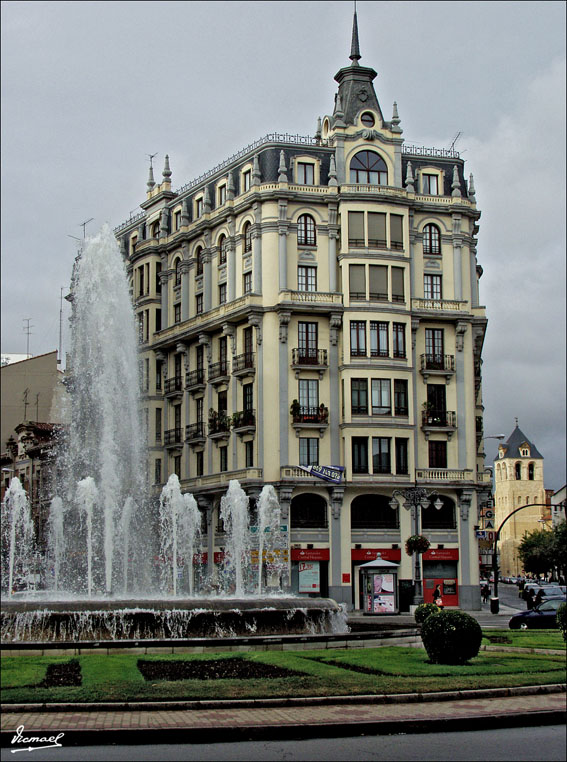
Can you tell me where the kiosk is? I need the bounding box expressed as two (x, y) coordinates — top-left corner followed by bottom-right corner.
(360, 557), (400, 615)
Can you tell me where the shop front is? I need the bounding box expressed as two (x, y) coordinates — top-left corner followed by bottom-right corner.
(351, 549), (402, 612)
(290, 548), (329, 597)
(422, 548), (459, 607)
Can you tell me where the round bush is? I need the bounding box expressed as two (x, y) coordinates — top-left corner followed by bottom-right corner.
(557, 602), (567, 642)
(420, 610), (482, 664)
(414, 602), (440, 625)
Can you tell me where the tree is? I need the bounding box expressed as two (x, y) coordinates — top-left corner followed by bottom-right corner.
(518, 521), (566, 579)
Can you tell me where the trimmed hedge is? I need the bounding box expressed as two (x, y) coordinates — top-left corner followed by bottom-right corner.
(421, 610), (482, 664)
(557, 602), (567, 642)
(414, 602), (440, 625)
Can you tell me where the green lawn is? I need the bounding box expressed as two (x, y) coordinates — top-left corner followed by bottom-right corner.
(1, 644), (565, 704)
(482, 629), (566, 650)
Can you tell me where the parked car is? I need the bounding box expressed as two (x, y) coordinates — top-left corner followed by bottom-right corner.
(535, 585), (566, 602)
(509, 596), (566, 629)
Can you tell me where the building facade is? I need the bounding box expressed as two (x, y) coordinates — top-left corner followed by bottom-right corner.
(114, 16), (489, 610)
(493, 424), (548, 576)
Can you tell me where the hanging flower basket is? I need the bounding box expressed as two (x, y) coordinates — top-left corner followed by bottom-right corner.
(405, 534), (431, 556)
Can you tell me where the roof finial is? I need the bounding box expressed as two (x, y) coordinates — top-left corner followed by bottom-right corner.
(350, 2), (361, 65)
(515, 417), (519, 427)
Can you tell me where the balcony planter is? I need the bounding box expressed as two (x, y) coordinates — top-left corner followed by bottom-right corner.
(405, 534), (431, 556)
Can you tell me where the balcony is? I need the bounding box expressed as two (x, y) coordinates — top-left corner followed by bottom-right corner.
(291, 404), (329, 436)
(419, 354), (456, 383)
(232, 408), (256, 437)
(186, 422), (206, 446)
(421, 410), (457, 440)
(164, 428), (183, 448)
(186, 368), (206, 395)
(291, 348), (328, 378)
(208, 410), (231, 441)
(232, 352), (255, 380)
(208, 360), (230, 386)
(416, 468), (475, 483)
(164, 376), (183, 398)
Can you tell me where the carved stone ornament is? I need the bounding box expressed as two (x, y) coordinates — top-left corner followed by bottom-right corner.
(456, 321), (467, 352)
(328, 487), (345, 520)
(278, 311), (291, 343)
(330, 313), (342, 346)
(248, 314), (263, 345)
(458, 490), (473, 521)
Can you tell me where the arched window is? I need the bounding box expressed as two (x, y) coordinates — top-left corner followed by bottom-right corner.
(297, 214), (316, 246)
(151, 220), (160, 238)
(423, 224), (441, 255)
(515, 462), (522, 480)
(218, 235), (227, 265)
(421, 496), (456, 529)
(174, 258), (182, 286)
(290, 493), (328, 528)
(349, 150), (388, 185)
(350, 495), (399, 529)
(195, 246), (203, 276)
(528, 462), (535, 480)
(243, 222), (252, 253)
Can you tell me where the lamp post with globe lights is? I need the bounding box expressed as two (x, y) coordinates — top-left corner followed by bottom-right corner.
(389, 487), (444, 605)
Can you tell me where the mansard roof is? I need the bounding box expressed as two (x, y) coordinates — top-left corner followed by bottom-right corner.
(497, 425), (544, 460)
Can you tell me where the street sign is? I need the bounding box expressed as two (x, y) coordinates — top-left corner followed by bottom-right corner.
(485, 520), (494, 529)
(484, 509), (494, 519)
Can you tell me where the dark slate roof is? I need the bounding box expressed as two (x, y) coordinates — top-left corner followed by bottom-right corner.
(498, 425), (544, 460)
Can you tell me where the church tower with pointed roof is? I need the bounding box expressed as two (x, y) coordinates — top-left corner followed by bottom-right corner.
(494, 423), (548, 576)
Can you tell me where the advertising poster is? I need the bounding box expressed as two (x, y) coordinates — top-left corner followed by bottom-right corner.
(298, 561), (320, 593)
(373, 573), (394, 595)
(373, 595), (396, 613)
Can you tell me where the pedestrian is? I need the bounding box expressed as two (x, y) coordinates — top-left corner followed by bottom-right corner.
(526, 588), (535, 610)
(534, 589), (544, 608)
(481, 583), (490, 604)
(518, 579), (525, 598)
(433, 584), (444, 609)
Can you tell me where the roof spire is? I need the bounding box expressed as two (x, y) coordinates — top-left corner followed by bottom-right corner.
(350, 2), (361, 65)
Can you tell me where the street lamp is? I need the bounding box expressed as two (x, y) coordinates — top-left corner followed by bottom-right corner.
(389, 487), (443, 605)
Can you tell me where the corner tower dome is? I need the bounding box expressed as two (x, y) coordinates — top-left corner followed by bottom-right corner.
(496, 423), (544, 461)
(333, 9), (384, 127)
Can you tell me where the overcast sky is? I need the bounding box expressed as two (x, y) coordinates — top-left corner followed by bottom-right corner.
(1, 0), (565, 489)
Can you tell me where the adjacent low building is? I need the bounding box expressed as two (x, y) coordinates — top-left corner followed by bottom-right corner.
(114, 13), (490, 609)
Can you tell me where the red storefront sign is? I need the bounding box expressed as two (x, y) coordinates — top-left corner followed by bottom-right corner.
(423, 548), (459, 561)
(351, 548), (402, 562)
(291, 548), (330, 561)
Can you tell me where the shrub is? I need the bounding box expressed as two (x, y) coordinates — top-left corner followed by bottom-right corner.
(414, 602), (440, 625)
(420, 610), (482, 664)
(557, 602), (567, 642)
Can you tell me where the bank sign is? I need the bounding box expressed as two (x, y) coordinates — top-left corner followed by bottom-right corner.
(298, 465), (345, 483)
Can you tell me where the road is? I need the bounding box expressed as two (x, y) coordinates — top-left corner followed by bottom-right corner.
(2, 725), (565, 761)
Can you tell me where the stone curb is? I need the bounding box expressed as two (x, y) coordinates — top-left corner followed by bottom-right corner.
(3, 683), (565, 714)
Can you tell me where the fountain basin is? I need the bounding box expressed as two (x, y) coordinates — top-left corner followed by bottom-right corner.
(1, 597), (346, 642)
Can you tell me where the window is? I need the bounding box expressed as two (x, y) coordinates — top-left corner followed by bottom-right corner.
(424, 274), (442, 300)
(155, 408), (162, 443)
(195, 247), (203, 276)
(297, 162), (314, 185)
(390, 215), (404, 250)
(218, 235), (227, 265)
(297, 266), (316, 292)
(155, 308), (161, 332)
(290, 494), (327, 528)
(391, 267), (405, 302)
(174, 402), (182, 429)
(195, 294), (203, 314)
(219, 337), (228, 373)
(156, 360), (162, 390)
(299, 438), (319, 466)
(360, 112), (375, 127)
(219, 446), (228, 473)
(174, 303), (181, 324)
(394, 379), (408, 415)
(196, 396), (204, 423)
(351, 495), (399, 529)
(243, 272), (252, 294)
(243, 170), (251, 192)
(349, 264), (366, 300)
(154, 458), (162, 485)
(219, 283), (227, 305)
(423, 224), (441, 255)
(368, 212), (386, 247)
(371, 379), (390, 415)
(298, 322), (318, 362)
(156, 262), (162, 293)
(369, 265), (388, 301)
(350, 321), (366, 356)
(422, 496), (456, 529)
(528, 462), (535, 480)
(297, 214), (316, 246)
(244, 326), (254, 361)
(245, 440), (254, 467)
(393, 323), (406, 358)
(138, 265), (145, 297)
(151, 220), (160, 238)
(372, 437), (391, 474)
(243, 222), (252, 253)
(218, 185), (226, 206)
(299, 378), (319, 411)
(428, 441), (447, 468)
(352, 437), (369, 474)
(196, 451), (204, 476)
(196, 197), (203, 217)
(422, 173), (439, 195)
(174, 455), (181, 479)
(174, 258), (182, 286)
(425, 328), (444, 366)
(350, 150), (387, 185)
(243, 383), (253, 411)
(351, 379), (368, 415)
(395, 438), (409, 475)
(348, 211), (365, 247)
(515, 462), (522, 480)
(130, 235), (138, 255)
(174, 210), (181, 230)
(370, 321), (388, 357)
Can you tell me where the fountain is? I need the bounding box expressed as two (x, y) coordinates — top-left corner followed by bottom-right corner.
(1, 225), (346, 645)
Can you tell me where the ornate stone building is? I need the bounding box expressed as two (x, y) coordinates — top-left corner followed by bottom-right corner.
(114, 13), (489, 610)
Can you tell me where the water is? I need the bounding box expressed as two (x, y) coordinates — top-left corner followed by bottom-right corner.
(220, 480), (252, 596)
(1, 479), (35, 595)
(159, 475), (201, 596)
